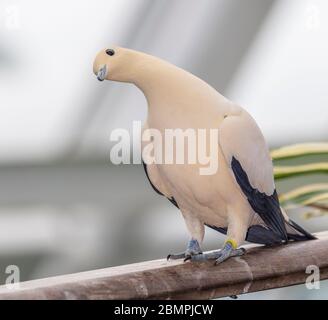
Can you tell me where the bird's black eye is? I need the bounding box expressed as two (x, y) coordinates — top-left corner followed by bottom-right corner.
(106, 49), (115, 56)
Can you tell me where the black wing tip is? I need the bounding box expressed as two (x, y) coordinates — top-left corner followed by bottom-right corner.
(168, 197), (179, 209)
(231, 156), (288, 241)
(206, 221), (316, 246)
(246, 225), (284, 245)
(142, 161), (180, 209)
(142, 161), (164, 196)
(287, 219), (317, 241)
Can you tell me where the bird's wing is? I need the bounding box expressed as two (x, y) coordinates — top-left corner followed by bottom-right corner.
(142, 161), (179, 208)
(219, 110), (288, 240)
(141, 121), (178, 207)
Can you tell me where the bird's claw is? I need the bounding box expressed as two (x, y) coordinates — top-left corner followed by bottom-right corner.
(167, 239), (202, 261)
(167, 250), (202, 261)
(167, 239), (246, 264)
(214, 246), (245, 265)
(183, 255), (192, 262)
(189, 246), (246, 264)
(167, 253), (186, 260)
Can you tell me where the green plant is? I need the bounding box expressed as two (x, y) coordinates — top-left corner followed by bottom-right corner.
(272, 143), (328, 218)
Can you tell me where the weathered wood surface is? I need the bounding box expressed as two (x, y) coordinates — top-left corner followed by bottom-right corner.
(0, 231), (327, 300)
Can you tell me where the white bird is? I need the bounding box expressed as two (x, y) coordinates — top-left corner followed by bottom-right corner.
(93, 47), (315, 264)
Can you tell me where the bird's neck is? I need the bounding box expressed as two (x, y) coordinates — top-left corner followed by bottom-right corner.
(130, 55), (189, 105)
(128, 53), (229, 118)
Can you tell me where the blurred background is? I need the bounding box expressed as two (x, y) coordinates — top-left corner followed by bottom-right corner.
(0, 0), (327, 299)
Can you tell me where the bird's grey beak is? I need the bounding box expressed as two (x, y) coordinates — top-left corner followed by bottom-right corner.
(97, 64), (108, 82)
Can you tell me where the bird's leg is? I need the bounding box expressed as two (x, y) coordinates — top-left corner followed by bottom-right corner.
(214, 240), (246, 265)
(167, 238), (202, 261)
(168, 213), (204, 261)
(191, 211), (248, 264)
(190, 239), (246, 264)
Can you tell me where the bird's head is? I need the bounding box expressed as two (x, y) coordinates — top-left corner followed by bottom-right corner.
(93, 46), (139, 83)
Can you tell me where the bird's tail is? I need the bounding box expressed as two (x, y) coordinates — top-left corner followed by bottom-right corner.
(285, 219), (316, 241)
(205, 208), (316, 245)
(280, 206), (316, 241)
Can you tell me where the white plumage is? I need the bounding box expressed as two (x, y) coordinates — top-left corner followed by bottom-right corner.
(93, 47), (315, 264)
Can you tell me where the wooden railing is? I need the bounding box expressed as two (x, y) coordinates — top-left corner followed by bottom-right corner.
(0, 231), (327, 300)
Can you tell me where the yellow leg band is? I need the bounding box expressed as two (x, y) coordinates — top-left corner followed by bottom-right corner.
(225, 239), (238, 249)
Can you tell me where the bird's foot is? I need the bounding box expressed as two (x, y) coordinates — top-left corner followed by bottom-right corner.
(190, 240), (246, 265)
(167, 239), (202, 262)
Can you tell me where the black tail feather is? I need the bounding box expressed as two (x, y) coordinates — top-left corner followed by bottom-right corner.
(286, 219), (316, 241)
(206, 220), (316, 246)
